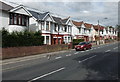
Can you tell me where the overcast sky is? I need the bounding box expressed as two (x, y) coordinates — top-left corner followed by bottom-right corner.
(4, 0), (120, 27)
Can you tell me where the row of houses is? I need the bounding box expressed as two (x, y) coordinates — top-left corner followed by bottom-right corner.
(0, 1), (118, 45)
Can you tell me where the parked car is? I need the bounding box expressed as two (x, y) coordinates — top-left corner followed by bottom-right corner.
(75, 42), (92, 51)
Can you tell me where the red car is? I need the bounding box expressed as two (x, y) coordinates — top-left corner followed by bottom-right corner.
(75, 42), (92, 51)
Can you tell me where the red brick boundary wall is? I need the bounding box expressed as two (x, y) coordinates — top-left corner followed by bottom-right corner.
(2, 44), (68, 59)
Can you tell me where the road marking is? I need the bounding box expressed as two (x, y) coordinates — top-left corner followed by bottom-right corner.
(91, 48), (93, 50)
(74, 52), (79, 54)
(28, 67), (65, 82)
(113, 47), (118, 49)
(81, 51), (85, 52)
(105, 50), (111, 52)
(94, 48), (96, 49)
(66, 54), (69, 56)
(86, 50), (89, 51)
(78, 55), (96, 63)
(66, 54), (72, 56)
(98, 47), (100, 48)
(55, 56), (62, 59)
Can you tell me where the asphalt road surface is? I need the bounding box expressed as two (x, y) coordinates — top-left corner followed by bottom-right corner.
(2, 42), (120, 81)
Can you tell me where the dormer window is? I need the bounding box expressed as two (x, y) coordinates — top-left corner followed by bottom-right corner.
(9, 12), (29, 26)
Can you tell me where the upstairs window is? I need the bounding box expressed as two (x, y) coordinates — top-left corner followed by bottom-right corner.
(41, 21), (44, 30)
(64, 26), (67, 32)
(14, 14), (17, 24)
(54, 23), (57, 31)
(84, 28), (86, 33)
(9, 13), (13, 24)
(46, 22), (49, 31)
(78, 28), (81, 33)
(9, 13), (29, 26)
(89, 29), (91, 34)
(58, 25), (60, 32)
(102, 30), (103, 34)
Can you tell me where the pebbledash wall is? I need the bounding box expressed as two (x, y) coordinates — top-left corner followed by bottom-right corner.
(2, 44), (68, 59)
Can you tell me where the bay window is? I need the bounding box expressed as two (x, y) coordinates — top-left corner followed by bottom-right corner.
(14, 14), (17, 24)
(9, 13), (29, 26)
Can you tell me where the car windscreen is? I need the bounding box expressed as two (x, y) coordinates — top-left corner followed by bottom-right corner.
(78, 42), (86, 45)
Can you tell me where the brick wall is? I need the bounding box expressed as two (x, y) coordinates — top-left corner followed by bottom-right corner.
(2, 44), (68, 59)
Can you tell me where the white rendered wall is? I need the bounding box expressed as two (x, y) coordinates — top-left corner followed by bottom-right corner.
(0, 11), (9, 30)
(8, 25), (27, 33)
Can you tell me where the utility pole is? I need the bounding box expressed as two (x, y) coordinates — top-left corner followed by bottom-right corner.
(98, 20), (100, 45)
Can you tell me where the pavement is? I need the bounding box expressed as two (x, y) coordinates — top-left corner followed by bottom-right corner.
(2, 41), (120, 81)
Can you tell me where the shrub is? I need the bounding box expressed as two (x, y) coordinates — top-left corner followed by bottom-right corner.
(72, 39), (84, 48)
(2, 28), (44, 48)
(73, 39), (84, 45)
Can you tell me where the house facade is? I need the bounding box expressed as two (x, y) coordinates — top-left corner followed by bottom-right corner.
(0, 2), (32, 32)
(71, 21), (93, 42)
(0, 1), (118, 45)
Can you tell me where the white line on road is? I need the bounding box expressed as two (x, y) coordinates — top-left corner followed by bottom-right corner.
(113, 47), (118, 49)
(74, 52), (79, 54)
(105, 50), (111, 52)
(91, 48), (93, 50)
(66, 54), (72, 56)
(81, 51), (85, 52)
(55, 56), (62, 59)
(28, 67), (65, 82)
(66, 55), (69, 56)
(94, 48), (96, 49)
(78, 55), (96, 63)
(86, 50), (90, 51)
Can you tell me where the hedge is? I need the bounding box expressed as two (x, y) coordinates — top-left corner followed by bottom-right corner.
(1, 28), (44, 48)
(73, 39), (84, 44)
(72, 39), (84, 48)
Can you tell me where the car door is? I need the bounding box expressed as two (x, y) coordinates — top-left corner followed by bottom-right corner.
(87, 42), (90, 48)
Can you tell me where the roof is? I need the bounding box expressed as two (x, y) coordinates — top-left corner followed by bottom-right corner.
(28, 10), (49, 20)
(52, 16), (71, 25)
(72, 20), (83, 27)
(93, 25), (99, 30)
(84, 23), (92, 29)
(93, 25), (105, 30)
(0, 1), (13, 11)
(52, 16), (63, 24)
(99, 26), (105, 30)
(61, 17), (70, 24)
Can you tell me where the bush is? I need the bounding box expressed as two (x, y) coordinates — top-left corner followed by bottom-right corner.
(72, 39), (84, 48)
(73, 39), (84, 45)
(2, 28), (44, 48)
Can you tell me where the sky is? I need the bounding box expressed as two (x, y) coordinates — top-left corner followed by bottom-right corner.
(3, 0), (120, 27)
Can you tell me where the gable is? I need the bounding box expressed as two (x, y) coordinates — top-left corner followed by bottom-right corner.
(13, 8), (30, 16)
(67, 20), (72, 26)
(44, 14), (53, 22)
(81, 23), (85, 28)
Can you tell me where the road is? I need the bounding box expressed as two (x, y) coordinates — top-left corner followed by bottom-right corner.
(2, 42), (119, 81)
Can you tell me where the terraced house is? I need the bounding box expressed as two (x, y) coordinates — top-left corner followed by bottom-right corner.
(0, 1), (118, 45)
(72, 21), (93, 41)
